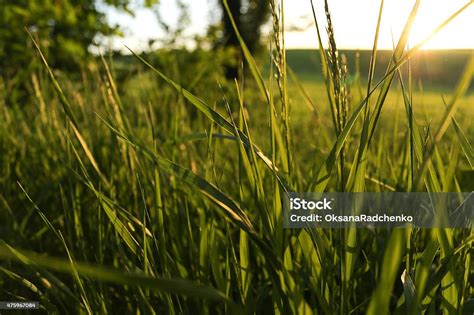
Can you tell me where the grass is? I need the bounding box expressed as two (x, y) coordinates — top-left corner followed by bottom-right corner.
(0, 0), (473, 313)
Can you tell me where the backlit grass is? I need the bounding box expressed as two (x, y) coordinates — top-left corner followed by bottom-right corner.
(0, 0), (473, 313)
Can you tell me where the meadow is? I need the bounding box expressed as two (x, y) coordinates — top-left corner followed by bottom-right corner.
(0, 2), (473, 314)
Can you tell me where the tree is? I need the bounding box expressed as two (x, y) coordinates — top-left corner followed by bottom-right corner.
(217, 0), (270, 78)
(0, 0), (147, 102)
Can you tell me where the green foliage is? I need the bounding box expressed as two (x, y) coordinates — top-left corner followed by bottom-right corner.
(1, 1), (113, 70)
(0, 0), (136, 103)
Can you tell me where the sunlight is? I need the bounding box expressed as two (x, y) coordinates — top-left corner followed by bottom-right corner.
(389, 0), (474, 49)
(384, 0), (474, 49)
(283, 0), (474, 50)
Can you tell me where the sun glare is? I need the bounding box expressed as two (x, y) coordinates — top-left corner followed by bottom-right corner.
(284, 0), (474, 50)
(388, 0), (474, 50)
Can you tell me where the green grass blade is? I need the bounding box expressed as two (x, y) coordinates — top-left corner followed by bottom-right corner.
(222, 0), (269, 102)
(99, 116), (256, 235)
(127, 49), (289, 191)
(367, 229), (408, 314)
(27, 30), (107, 184)
(0, 242), (234, 303)
(415, 54), (474, 190)
(451, 117), (474, 168)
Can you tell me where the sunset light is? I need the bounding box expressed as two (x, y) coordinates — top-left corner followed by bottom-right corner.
(283, 0), (474, 50)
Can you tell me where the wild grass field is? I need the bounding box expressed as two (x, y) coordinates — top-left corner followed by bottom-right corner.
(0, 1), (473, 314)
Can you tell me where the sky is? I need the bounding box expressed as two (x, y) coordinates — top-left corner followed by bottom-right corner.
(100, 0), (474, 51)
